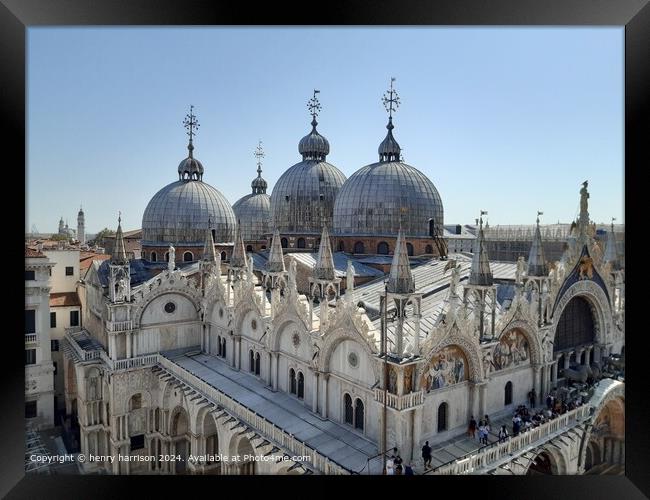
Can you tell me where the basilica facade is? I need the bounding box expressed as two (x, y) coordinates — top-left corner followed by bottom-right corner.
(61, 88), (624, 475)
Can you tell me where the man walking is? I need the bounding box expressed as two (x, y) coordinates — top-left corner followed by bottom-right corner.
(421, 441), (432, 469)
(468, 416), (477, 438)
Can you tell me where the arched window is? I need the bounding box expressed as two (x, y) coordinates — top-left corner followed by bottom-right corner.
(344, 394), (353, 425)
(505, 381), (513, 406)
(377, 241), (389, 255)
(222, 338), (226, 359)
(354, 241), (365, 254)
(429, 218), (436, 237)
(289, 369), (296, 394)
(212, 229), (216, 242)
(246, 245), (253, 252)
(165, 252), (170, 262)
(425, 244), (433, 254)
(255, 353), (261, 376)
(249, 350), (254, 372)
(437, 402), (448, 432)
(338, 240), (345, 252)
(217, 336), (222, 357)
(183, 251), (193, 262)
(129, 393), (142, 411)
(261, 245), (266, 250)
(553, 297), (595, 353)
(281, 238), (288, 248)
(406, 242), (414, 256)
(354, 399), (364, 430)
(220, 251), (227, 261)
(297, 238), (306, 249)
(150, 252), (157, 262)
(297, 371), (304, 399)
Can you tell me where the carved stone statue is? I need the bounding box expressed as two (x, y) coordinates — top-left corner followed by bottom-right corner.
(516, 256), (526, 284)
(168, 244), (175, 271)
(116, 277), (127, 301)
(482, 350), (493, 379)
(580, 180), (589, 214)
(288, 259), (297, 292)
(450, 263), (460, 296)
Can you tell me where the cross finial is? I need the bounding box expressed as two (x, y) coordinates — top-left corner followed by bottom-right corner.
(183, 105), (200, 141)
(307, 89), (322, 122)
(382, 77), (400, 119)
(254, 140), (265, 176)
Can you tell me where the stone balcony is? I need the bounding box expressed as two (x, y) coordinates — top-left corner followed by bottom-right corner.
(373, 388), (424, 411)
(25, 333), (39, 345)
(106, 320), (133, 333)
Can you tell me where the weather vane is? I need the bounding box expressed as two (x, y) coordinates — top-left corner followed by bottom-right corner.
(183, 105), (200, 140)
(307, 90), (322, 120)
(254, 140), (265, 174)
(382, 77), (400, 119)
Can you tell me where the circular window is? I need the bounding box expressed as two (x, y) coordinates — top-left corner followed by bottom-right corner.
(292, 332), (300, 348)
(164, 302), (176, 314)
(219, 308), (224, 318)
(348, 352), (359, 368)
(251, 319), (257, 330)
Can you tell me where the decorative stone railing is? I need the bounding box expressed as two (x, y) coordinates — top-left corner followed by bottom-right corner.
(101, 352), (159, 371)
(374, 389), (424, 411)
(431, 404), (591, 475)
(25, 333), (38, 344)
(158, 355), (349, 475)
(106, 320), (133, 333)
(65, 329), (102, 362)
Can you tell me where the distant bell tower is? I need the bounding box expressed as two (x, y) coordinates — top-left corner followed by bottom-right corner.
(77, 205), (86, 244)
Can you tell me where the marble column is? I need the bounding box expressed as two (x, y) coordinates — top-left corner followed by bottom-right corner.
(267, 352), (273, 387)
(478, 383), (488, 418)
(126, 331), (132, 358)
(312, 372), (320, 413)
(234, 337), (241, 371)
(321, 374), (330, 419)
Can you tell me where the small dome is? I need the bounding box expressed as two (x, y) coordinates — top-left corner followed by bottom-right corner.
(233, 193), (271, 241)
(251, 175), (268, 194)
(378, 117), (401, 162)
(178, 142), (204, 181)
(298, 118), (330, 161)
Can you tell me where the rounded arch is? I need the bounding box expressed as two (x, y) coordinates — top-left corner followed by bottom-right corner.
(343, 393), (353, 425)
(525, 448), (567, 475)
(269, 317), (305, 353)
(553, 296), (595, 354)
(504, 381), (513, 406)
(183, 251), (194, 262)
(134, 286), (202, 328)
(169, 406), (190, 437)
(406, 242), (414, 256)
(281, 237), (288, 248)
(338, 240), (345, 252)
(246, 244), (253, 252)
(150, 251), (158, 262)
(419, 336), (483, 386)
(318, 328), (379, 383)
(377, 241), (389, 255)
(495, 321), (542, 366)
(437, 401), (449, 432)
(137, 291), (201, 328)
(220, 251), (227, 261)
(551, 281), (610, 349)
(297, 237), (306, 249)
(353, 241), (365, 254)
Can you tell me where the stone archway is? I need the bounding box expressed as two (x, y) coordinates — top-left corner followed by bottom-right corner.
(235, 436), (256, 475)
(170, 407), (190, 474)
(584, 395), (625, 473)
(526, 447), (566, 475)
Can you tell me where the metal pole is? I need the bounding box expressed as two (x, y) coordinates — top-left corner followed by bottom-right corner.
(381, 282), (389, 474)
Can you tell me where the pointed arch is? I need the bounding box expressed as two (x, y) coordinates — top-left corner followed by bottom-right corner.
(419, 334), (483, 385)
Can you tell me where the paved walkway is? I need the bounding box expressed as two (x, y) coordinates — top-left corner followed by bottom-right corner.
(162, 349), (382, 474)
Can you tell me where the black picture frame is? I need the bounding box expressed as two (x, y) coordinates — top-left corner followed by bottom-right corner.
(3, 0), (647, 497)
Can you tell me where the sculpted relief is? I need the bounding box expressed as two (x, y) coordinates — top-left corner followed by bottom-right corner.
(492, 329), (530, 371)
(421, 345), (468, 392)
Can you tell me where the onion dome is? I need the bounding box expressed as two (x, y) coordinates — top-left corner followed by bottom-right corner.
(270, 90), (346, 234)
(142, 106), (236, 247)
(232, 141), (272, 241)
(333, 79), (443, 238)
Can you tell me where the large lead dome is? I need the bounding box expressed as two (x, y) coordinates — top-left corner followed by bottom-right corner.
(270, 93), (346, 234)
(333, 83), (443, 238)
(141, 107), (236, 247)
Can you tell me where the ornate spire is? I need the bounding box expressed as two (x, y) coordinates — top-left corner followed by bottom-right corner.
(378, 77), (402, 162)
(178, 105), (204, 181)
(202, 217), (217, 263)
(577, 180), (590, 240)
(230, 220), (247, 269)
(604, 217), (621, 270)
(266, 228), (286, 273)
(469, 211), (493, 286)
(299, 90), (330, 161)
(314, 225), (335, 281)
(112, 211), (128, 264)
(251, 140), (268, 194)
(527, 211), (548, 277)
(387, 228), (415, 294)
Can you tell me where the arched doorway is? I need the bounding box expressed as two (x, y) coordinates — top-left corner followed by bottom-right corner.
(354, 399), (364, 431)
(526, 451), (556, 475)
(237, 438), (256, 475)
(183, 251), (193, 262)
(297, 238), (306, 249)
(170, 407), (190, 474)
(354, 241), (365, 254)
(344, 394), (353, 425)
(406, 242), (414, 256)
(437, 402), (448, 432)
(584, 396), (625, 473)
(202, 413), (221, 474)
(504, 381), (513, 406)
(554, 296), (596, 382)
(281, 238), (288, 249)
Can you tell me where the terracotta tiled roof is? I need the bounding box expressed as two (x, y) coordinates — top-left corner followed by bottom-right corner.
(25, 247), (46, 258)
(49, 292), (81, 307)
(79, 253), (111, 272)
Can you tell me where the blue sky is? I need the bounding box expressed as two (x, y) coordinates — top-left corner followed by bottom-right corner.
(27, 27), (623, 234)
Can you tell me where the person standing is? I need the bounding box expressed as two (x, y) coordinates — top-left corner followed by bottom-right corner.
(421, 441), (432, 469)
(498, 425), (509, 443)
(468, 416), (477, 438)
(484, 414), (491, 434)
(404, 463), (414, 475)
(529, 388), (537, 408)
(546, 394), (552, 409)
